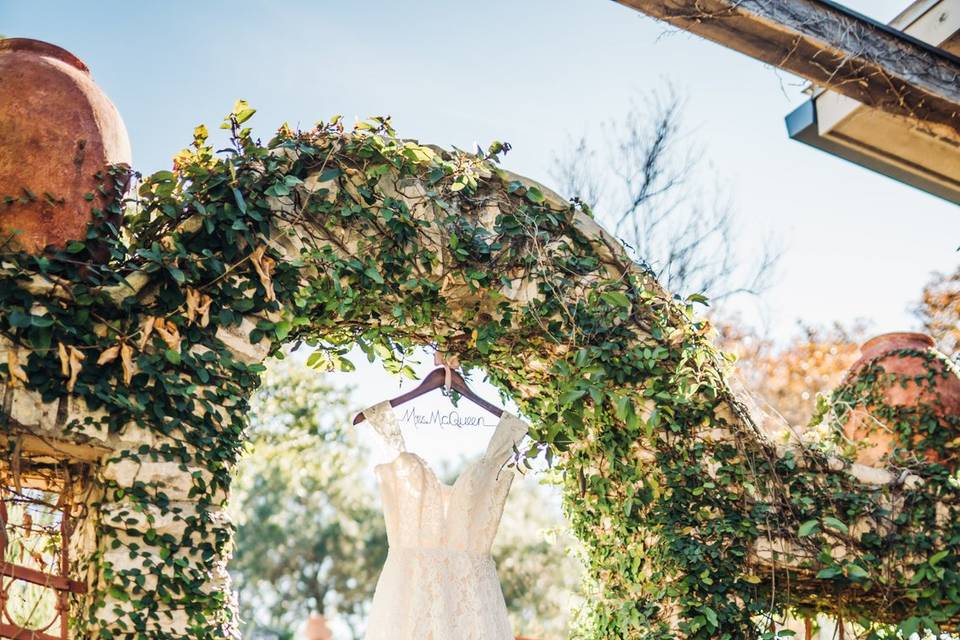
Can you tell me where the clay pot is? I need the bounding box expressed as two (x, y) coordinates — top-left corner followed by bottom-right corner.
(0, 38), (131, 254)
(302, 614), (332, 640)
(841, 332), (960, 467)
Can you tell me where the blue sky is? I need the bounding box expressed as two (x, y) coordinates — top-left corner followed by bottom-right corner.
(5, 0), (958, 467)
(5, 0), (954, 342)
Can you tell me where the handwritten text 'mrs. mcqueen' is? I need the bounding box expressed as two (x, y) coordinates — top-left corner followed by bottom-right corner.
(399, 407), (494, 428)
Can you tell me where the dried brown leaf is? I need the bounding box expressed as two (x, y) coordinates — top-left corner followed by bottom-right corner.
(138, 316), (157, 351)
(97, 344), (121, 365)
(251, 245), (277, 301)
(66, 345), (85, 393)
(155, 319), (181, 351)
(58, 342), (70, 377)
(120, 342), (135, 385)
(7, 350), (28, 386)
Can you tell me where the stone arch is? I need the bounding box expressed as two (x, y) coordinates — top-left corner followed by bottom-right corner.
(1, 112), (956, 639)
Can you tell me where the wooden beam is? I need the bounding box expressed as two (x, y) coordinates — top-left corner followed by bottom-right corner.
(613, 0), (960, 137)
(0, 433), (108, 464)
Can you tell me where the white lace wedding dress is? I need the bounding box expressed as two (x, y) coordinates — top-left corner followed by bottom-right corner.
(361, 401), (528, 640)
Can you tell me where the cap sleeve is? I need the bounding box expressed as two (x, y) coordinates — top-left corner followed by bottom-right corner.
(362, 401), (406, 453)
(485, 413), (528, 463)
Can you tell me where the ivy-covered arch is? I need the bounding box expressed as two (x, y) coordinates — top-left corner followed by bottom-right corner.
(2, 106), (959, 639)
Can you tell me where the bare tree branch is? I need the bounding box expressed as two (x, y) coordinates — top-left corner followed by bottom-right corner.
(552, 89), (781, 303)
(549, 136), (604, 213)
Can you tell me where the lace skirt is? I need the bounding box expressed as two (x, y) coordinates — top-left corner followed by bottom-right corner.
(364, 546), (514, 640)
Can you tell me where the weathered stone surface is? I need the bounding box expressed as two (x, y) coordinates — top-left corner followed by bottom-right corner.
(101, 457), (213, 498)
(215, 318), (272, 364)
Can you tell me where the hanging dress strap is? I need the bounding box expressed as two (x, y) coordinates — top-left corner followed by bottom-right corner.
(484, 413), (528, 463)
(361, 401), (407, 453)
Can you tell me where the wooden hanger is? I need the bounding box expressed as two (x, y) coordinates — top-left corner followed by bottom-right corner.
(353, 363), (504, 425)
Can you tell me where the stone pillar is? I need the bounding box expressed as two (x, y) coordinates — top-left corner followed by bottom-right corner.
(0, 317), (267, 638)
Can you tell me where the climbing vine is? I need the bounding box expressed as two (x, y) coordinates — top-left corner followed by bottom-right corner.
(1, 102), (958, 639)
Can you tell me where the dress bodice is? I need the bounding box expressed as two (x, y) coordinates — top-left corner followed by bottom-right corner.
(363, 401), (527, 554)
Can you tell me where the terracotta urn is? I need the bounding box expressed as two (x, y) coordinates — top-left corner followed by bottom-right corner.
(302, 613), (332, 640)
(840, 332), (960, 468)
(0, 38), (131, 254)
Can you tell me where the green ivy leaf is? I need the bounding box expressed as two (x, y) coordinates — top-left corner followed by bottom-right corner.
(525, 186), (545, 204)
(232, 99), (256, 124)
(233, 187), (247, 213)
(846, 564), (869, 580)
(823, 517), (848, 534)
(797, 519), (819, 537)
(8, 309), (31, 328)
(686, 292), (710, 306)
(560, 388), (587, 405)
(600, 291), (631, 309)
(703, 607), (718, 628)
(816, 566), (842, 579)
(274, 320), (292, 340)
(899, 617), (921, 637)
(318, 167), (342, 182)
(364, 267), (384, 284)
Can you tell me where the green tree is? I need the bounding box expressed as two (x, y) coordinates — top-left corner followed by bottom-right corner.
(915, 265), (960, 354)
(232, 356), (583, 639)
(229, 358), (387, 640)
(2, 488), (62, 630)
(495, 472), (584, 639)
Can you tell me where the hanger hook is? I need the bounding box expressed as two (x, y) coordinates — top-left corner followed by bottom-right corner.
(433, 351), (459, 392)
